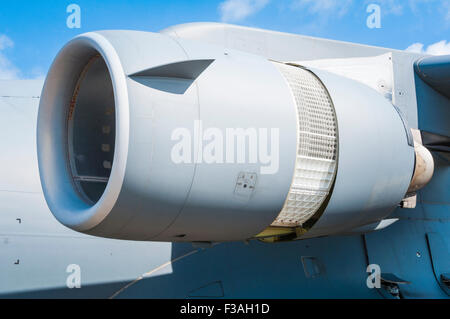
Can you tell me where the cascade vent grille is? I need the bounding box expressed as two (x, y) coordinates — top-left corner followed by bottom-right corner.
(272, 63), (338, 227)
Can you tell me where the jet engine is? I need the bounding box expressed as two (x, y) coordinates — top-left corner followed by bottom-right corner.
(37, 31), (426, 242)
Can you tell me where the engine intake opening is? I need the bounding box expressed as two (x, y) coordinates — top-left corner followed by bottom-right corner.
(68, 56), (116, 204)
(37, 33), (129, 231)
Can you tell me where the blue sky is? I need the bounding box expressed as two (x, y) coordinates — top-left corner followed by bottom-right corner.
(0, 0), (449, 79)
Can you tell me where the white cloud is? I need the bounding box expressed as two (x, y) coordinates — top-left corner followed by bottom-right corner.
(365, 0), (430, 16)
(292, 0), (353, 16)
(364, 0), (449, 18)
(444, 1), (450, 24)
(0, 35), (14, 50)
(408, 0), (436, 13)
(0, 35), (20, 80)
(406, 40), (450, 55)
(406, 43), (425, 53)
(376, 0), (403, 15)
(291, 0), (438, 17)
(219, 0), (270, 22)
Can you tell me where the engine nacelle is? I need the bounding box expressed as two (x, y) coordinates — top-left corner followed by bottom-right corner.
(37, 31), (416, 242)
